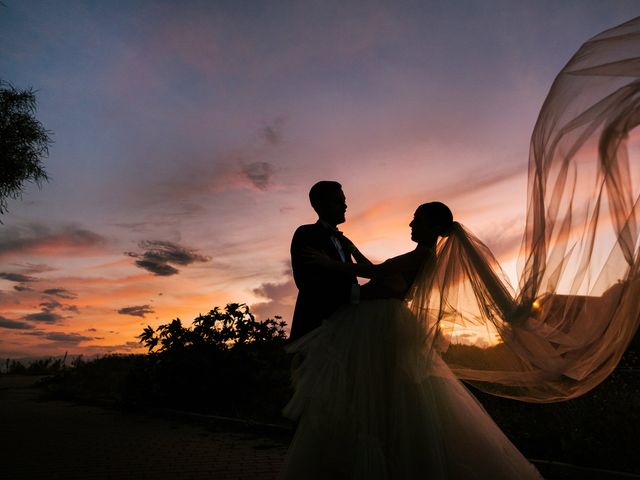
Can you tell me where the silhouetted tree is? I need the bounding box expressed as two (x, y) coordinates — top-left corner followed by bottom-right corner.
(133, 303), (290, 419)
(0, 80), (51, 215)
(139, 303), (287, 353)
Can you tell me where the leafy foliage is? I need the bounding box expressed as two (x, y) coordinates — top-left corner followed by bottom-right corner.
(138, 303), (288, 353)
(133, 303), (290, 419)
(43, 303), (292, 422)
(0, 79), (51, 214)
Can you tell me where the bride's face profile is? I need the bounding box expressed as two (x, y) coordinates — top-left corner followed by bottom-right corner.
(409, 210), (435, 244)
(410, 202), (453, 245)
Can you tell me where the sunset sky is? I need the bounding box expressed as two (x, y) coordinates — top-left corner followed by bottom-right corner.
(1, 1), (638, 358)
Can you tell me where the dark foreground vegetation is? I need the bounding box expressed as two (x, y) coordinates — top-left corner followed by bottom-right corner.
(3, 305), (639, 474)
(17, 304), (292, 422)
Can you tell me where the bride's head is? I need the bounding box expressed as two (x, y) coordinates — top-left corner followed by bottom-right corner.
(410, 202), (453, 245)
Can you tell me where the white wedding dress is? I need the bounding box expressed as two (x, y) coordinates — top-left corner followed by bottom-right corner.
(281, 296), (542, 480)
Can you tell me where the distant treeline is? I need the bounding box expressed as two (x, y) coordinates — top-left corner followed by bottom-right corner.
(1, 353), (104, 375)
(3, 355), (69, 375)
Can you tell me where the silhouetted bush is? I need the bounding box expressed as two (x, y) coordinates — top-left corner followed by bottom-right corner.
(42, 304), (292, 422)
(41, 355), (150, 406)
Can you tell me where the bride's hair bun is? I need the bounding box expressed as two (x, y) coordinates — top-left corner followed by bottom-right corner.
(439, 223), (453, 237)
(416, 201), (454, 237)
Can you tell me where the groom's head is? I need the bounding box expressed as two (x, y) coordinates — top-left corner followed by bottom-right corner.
(309, 181), (347, 226)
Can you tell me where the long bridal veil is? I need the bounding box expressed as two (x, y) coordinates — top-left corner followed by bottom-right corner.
(411, 17), (640, 402)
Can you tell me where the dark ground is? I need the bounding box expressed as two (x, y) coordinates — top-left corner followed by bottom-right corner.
(0, 376), (287, 479)
(2, 375), (639, 480)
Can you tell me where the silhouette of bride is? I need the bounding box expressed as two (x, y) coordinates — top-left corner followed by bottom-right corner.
(281, 16), (640, 479)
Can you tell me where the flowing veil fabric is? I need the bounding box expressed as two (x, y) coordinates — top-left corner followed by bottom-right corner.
(415, 17), (640, 402)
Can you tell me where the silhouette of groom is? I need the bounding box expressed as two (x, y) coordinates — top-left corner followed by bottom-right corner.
(289, 181), (362, 341)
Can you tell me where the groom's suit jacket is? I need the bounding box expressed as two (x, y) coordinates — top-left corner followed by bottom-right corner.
(289, 221), (358, 341)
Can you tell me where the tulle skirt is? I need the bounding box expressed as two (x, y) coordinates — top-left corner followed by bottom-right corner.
(280, 299), (542, 479)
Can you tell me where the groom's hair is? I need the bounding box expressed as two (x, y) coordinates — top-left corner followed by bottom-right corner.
(309, 181), (342, 212)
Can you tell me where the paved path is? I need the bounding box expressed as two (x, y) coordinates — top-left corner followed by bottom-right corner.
(0, 376), (289, 479)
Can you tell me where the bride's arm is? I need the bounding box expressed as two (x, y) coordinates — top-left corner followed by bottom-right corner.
(342, 236), (372, 265)
(306, 249), (420, 279)
(305, 253), (380, 278)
